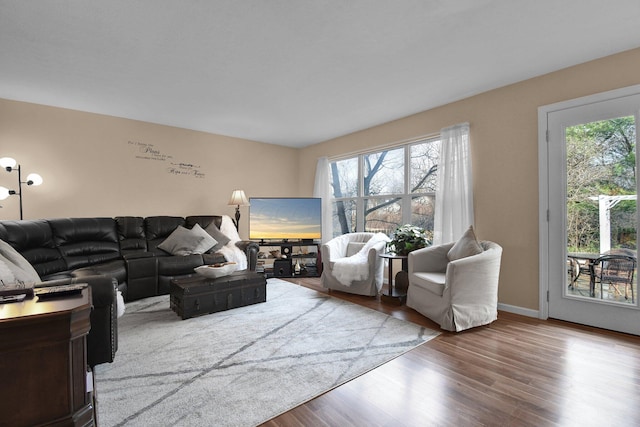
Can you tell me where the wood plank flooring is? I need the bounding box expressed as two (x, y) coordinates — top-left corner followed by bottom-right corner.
(259, 277), (640, 427)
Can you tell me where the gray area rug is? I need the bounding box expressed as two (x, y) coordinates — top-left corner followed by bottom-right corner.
(94, 278), (439, 426)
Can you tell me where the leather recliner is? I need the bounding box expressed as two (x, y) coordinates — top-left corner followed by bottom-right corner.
(0, 215), (259, 366)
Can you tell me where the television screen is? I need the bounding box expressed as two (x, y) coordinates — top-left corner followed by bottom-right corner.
(249, 197), (322, 241)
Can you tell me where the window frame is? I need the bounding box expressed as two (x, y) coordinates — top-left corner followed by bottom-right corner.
(330, 135), (440, 237)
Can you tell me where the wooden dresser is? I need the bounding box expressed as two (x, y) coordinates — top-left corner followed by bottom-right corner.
(0, 288), (94, 426)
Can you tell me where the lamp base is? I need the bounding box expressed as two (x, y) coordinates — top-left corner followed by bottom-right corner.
(234, 207), (241, 231)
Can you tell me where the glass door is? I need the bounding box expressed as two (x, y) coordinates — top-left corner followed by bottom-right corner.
(542, 87), (640, 335)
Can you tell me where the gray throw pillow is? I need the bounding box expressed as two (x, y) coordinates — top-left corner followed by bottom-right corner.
(204, 222), (231, 252)
(190, 223), (218, 253)
(158, 225), (210, 256)
(447, 225), (483, 261)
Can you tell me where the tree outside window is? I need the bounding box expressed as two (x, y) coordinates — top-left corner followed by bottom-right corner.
(330, 137), (440, 238)
(566, 116), (636, 252)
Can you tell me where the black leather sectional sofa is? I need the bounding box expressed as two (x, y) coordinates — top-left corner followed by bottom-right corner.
(0, 215), (259, 367)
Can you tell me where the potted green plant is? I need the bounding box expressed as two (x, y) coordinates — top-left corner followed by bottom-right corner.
(386, 224), (431, 256)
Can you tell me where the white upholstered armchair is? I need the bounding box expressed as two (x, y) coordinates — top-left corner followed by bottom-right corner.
(407, 229), (502, 332)
(321, 232), (389, 296)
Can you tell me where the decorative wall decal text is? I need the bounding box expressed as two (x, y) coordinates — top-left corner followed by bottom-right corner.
(127, 140), (206, 179)
(167, 162), (205, 179)
(128, 140), (173, 161)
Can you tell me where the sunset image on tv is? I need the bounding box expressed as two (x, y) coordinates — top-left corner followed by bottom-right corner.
(249, 198), (322, 240)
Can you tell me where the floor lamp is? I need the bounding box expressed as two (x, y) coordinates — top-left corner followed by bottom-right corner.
(0, 157), (43, 220)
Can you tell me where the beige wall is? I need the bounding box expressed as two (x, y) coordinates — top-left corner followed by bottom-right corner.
(2, 47), (639, 311)
(0, 99), (299, 239)
(298, 47), (640, 312)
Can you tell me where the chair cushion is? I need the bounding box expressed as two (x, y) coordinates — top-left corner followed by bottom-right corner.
(447, 225), (483, 261)
(411, 271), (446, 296)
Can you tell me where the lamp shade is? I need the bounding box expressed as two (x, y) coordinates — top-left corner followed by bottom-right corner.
(0, 186), (10, 200)
(228, 190), (249, 206)
(26, 173), (43, 186)
(0, 157), (17, 169)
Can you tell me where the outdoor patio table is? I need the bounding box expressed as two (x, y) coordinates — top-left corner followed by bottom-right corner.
(567, 252), (601, 296)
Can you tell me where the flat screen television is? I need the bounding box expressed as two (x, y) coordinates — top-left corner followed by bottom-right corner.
(249, 197), (322, 242)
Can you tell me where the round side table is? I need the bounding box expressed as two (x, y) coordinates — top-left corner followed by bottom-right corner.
(379, 253), (408, 305)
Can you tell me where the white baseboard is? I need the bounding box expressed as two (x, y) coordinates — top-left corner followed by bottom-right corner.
(498, 302), (539, 318)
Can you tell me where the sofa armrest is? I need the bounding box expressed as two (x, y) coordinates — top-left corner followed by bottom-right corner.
(38, 276), (115, 309)
(236, 240), (259, 271)
(37, 275), (118, 367)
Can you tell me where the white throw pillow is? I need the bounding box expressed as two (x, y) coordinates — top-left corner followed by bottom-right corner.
(447, 225), (483, 261)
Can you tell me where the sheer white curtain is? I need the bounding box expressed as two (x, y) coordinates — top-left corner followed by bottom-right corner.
(433, 123), (474, 245)
(313, 156), (333, 243)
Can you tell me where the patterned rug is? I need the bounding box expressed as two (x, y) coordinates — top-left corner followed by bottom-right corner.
(94, 278), (438, 426)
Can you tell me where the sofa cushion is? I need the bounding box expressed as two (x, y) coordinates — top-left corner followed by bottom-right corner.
(202, 252), (228, 265)
(115, 216), (147, 254)
(49, 218), (121, 270)
(185, 215), (223, 231)
(410, 271), (446, 296)
(447, 225), (483, 261)
(145, 216), (186, 254)
(73, 259), (127, 284)
(157, 253), (204, 275)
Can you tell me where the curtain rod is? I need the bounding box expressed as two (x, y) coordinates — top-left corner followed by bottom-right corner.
(326, 131), (441, 162)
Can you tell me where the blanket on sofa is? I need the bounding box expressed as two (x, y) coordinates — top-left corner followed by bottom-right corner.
(218, 215), (248, 270)
(0, 238), (41, 285)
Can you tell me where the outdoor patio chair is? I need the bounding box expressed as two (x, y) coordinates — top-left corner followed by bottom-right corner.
(591, 252), (636, 303)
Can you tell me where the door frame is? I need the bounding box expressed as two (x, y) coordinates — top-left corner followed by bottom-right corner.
(538, 84), (640, 322)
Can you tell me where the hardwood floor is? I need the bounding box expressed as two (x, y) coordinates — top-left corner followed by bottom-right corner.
(260, 277), (640, 427)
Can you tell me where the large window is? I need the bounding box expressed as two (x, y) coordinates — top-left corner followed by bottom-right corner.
(330, 137), (440, 238)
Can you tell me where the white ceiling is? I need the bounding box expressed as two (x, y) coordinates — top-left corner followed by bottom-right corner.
(1, 1), (639, 148)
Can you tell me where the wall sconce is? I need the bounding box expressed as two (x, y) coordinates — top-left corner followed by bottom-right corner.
(0, 157), (43, 220)
(227, 189), (249, 231)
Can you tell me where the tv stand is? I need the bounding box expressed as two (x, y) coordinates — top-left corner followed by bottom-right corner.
(255, 240), (322, 278)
